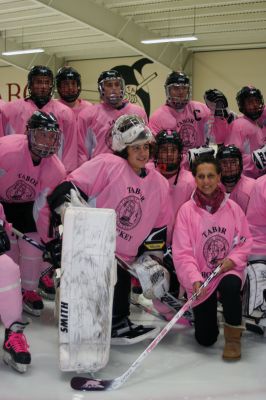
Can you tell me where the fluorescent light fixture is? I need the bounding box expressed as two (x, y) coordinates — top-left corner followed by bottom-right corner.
(2, 48), (44, 56)
(141, 36), (198, 44)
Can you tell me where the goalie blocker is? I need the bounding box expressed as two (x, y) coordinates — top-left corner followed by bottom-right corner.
(59, 206), (117, 372)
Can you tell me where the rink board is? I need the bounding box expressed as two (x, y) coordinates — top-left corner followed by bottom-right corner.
(59, 207), (117, 372)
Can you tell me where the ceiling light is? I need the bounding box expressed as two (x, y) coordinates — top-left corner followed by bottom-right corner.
(2, 48), (44, 56)
(141, 36), (198, 44)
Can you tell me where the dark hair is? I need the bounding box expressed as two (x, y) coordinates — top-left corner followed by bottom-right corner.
(113, 144), (155, 160)
(191, 155), (221, 177)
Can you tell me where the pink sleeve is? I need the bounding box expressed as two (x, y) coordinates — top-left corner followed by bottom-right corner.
(59, 110), (78, 173)
(172, 205), (203, 290)
(246, 177), (266, 254)
(226, 204), (253, 269)
(67, 155), (109, 197)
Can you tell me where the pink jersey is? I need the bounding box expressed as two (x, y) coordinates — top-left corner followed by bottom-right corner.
(149, 102), (228, 154)
(220, 175), (255, 214)
(57, 98), (93, 121)
(0, 98), (77, 173)
(77, 101), (148, 165)
(0, 135), (66, 242)
(225, 116), (266, 178)
(163, 168), (195, 242)
(67, 153), (171, 263)
(172, 195), (252, 306)
(246, 175), (266, 256)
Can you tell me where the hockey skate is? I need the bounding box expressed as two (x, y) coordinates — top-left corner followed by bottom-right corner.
(3, 322), (31, 373)
(22, 290), (44, 316)
(38, 272), (55, 300)
(111, 317), (160, 345)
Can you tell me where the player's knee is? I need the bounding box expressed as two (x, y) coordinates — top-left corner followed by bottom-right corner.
(195, 328), (219, 347)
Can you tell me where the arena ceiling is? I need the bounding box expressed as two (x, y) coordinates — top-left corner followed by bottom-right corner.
(0, 0), (265, 72)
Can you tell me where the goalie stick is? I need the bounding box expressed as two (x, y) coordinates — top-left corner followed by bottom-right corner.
(70, 263), (222, 392)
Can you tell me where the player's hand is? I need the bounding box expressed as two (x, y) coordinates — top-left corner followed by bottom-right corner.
(192, 281), (207, 298)
(219, 258), (235, 274)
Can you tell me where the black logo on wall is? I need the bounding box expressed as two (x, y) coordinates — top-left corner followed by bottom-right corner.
(112, 58), (157, 118)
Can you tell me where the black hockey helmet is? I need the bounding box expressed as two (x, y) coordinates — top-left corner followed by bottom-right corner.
(55, 66), (81, 102)
(27, 65), (54, 107)
(164, 71), (190, 109)
(165, 71), (190, 87)
(97, 69), (125, 105)
(236, 86), (264, 120)
(154, 129), (183, 175)
(216, 144), (243, 186)
(26, 111), (61, 158)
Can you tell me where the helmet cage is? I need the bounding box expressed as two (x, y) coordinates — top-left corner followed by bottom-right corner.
(28, 127), (61, 158)
(56, 67), (81, 103)
(236, 87), (264, 120)
(216, 145), (243, 186)
(98, 72), (125, 106)
(165, 83), (190, 109)
(155, 130), (183, 173)
(28, 66), (54, 107)
(112, 115), (154, 152)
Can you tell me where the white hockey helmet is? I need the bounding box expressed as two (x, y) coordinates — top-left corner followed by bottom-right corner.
(111, 114), (155, 152)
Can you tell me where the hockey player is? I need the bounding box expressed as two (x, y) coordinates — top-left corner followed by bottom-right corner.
(149, 72), (230, 168)
(172, 156), (252, 360)
(0, 111), (66, 316)
(0, 203), (31, 373)
(0, 65), (78, 173)
(224, 86), (265, 178)
(48, 114), (172, 345)
(154, 129), (195, 238)
(216, 145), (255, 214)
(77, 69), (148, 165)
(55, 66), (92, 120)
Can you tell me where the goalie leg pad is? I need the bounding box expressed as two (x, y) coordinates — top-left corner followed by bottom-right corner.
(59, 207), (116, 373)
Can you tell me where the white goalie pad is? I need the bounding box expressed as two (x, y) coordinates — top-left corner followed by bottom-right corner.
(243, 260), (266, 317)
(59, 206), (117, 373)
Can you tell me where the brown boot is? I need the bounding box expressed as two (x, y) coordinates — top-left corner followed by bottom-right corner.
(223, 323), (245, 361)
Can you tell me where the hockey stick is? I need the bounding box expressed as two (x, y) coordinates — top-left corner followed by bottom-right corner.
(11, 227), (55, 278)
(70, 263), (222, 391)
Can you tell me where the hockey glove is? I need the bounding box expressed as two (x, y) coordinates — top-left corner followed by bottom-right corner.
(132, 254), (170, 300)
(43, 238), (62, 269)
(0, 225), (10, 255)
(204, 89), (229, 118)
(252, 144), (266, 171)
(188, 146), (215, 170)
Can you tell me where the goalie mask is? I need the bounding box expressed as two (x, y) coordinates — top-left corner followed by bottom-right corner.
(27, 65), (54, 108)
(98, 70), (125, 106)
(236, 86), (264, 121)
(27, 111), (61, 158)
(165, 71), (190, 110)
(111, 114), (155, 152)
(154, 130), (183, 176)
(56, 66), (81, 103)
(216, 145), (242, 187)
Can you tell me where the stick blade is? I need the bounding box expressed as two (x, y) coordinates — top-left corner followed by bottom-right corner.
(70, 377), (114, 391)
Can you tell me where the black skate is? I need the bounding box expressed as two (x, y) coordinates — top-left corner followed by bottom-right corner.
(111, 317), (160, 345)
(3, 322), (31, 373)
(38, 272), (55, 300)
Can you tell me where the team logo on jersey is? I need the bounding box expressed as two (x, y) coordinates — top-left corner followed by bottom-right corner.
(116, 195), (142, 230)
(203, 234), (229, 268)
(179, 124), (196, 151)
(6, 180), (35, 201)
